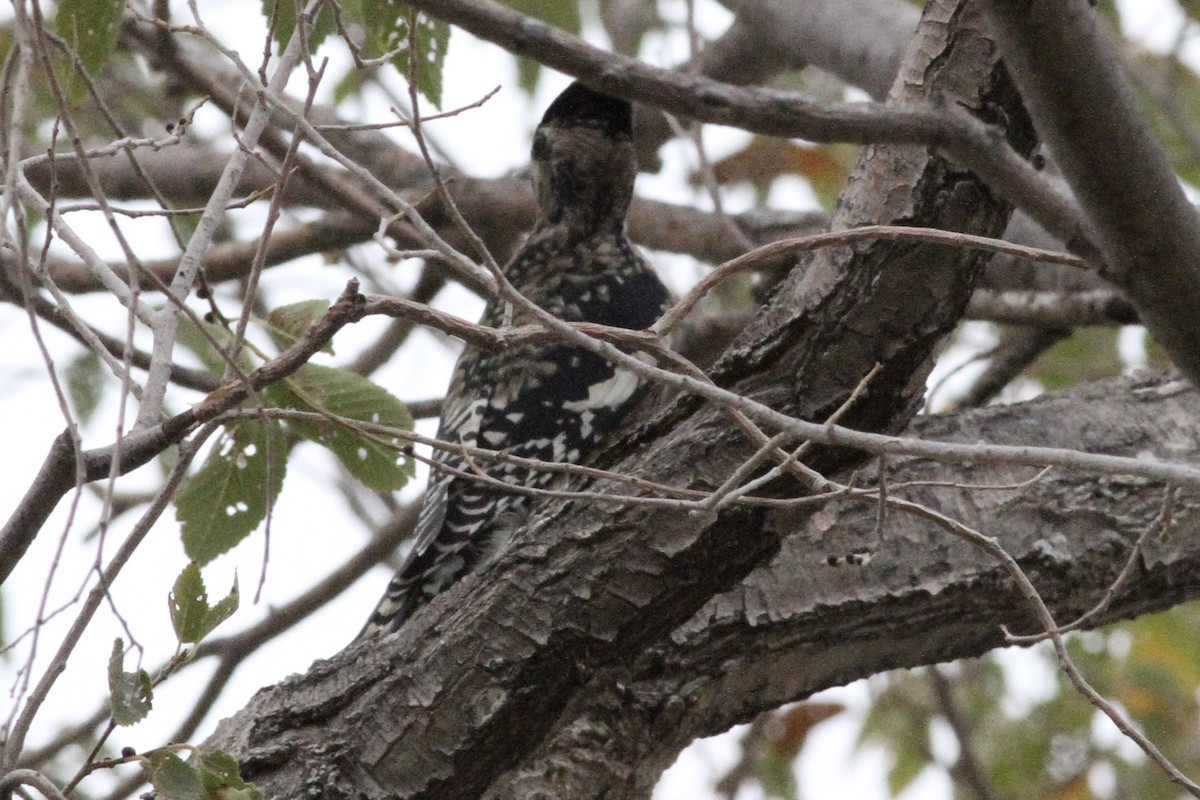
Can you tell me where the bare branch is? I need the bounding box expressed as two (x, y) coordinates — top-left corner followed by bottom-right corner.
(0, 769), (68, 800)
(966, 289), (1139, 328)
(654, 224), (1084, 336)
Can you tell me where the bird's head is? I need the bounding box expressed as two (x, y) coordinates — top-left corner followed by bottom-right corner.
(530, 82), (637, 235)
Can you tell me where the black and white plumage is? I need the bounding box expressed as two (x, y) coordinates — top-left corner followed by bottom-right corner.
(360, 82), (669, 636)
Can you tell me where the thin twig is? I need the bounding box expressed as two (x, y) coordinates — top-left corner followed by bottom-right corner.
(0, 769), (68, 800)
(708, 361), (884, 511)
(652, 225), (1085, 336)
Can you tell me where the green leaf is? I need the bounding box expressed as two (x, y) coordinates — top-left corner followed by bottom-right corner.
(758, 748), (799, 800)
(108, 638), (153, 726)
(197, 750), (263, 799)
(266, 364), (414, 492)
(501, 0), (581, 94)
(211, 788), (263, 800)
(362, 2), (450, 108)
(169, 563), (240, 644)
(142, 750), (206, 800)
(66, 349), (105, 424)
(1030, 327), (1123, 390)
(139, 748), (262, 800)
(175, 315), (242, 377)
(262, 0), (334, 56)
(332, 65), (368, 105)
(207, 583), (240, 635)
(265, 300), (332, 354)
(54, 0), (123, 75)
(886, 742), (927, 796)
(176, 419), (287, 565)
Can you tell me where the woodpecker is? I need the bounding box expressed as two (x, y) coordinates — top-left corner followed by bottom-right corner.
(360, 82), (669, 635)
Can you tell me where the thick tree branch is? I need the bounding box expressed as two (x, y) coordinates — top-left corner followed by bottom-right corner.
(19, 143), (336, 210)
(953, 326), (1069, 408)
(26, 213), (376, 293)
(206, 371), (1200, 799)
(620, 374), (1200, 781)
(981, 0), (1200, 385)
(8, 3), (1200, 799)
(966, 289), (1138, 328)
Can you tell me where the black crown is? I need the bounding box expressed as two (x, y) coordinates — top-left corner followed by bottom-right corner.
(540, 81), (632, 137)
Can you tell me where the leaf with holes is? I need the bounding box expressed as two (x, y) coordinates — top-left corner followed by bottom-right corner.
(55, 0), (123, 75)
(108, 638), (153, 726)
(169, 563), (240, 645)
(362, 1), (450, 108)
(262, 0), (334, 55)
(266, 364), (414, 492)
(176, 420), (287, 565)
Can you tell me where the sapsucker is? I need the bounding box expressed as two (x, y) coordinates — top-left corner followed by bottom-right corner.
(360, 82), (670, 635)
